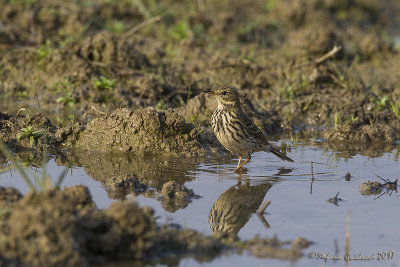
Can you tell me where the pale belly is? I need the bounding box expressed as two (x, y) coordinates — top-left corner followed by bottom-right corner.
(215, 129), (258, 156)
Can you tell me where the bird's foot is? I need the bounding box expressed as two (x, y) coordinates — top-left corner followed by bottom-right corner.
(234, 166), (247, 174)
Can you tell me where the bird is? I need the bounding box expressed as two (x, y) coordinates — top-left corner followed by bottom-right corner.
(206, 86), (293, 172)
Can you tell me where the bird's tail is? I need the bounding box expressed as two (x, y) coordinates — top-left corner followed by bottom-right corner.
(267, 146), (294, 162)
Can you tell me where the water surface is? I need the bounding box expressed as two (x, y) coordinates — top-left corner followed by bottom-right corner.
(1, 140), (399, 267)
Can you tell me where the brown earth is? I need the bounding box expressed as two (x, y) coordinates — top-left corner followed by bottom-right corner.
(0, 0), (399, 149)
(0, 185), (310, 266)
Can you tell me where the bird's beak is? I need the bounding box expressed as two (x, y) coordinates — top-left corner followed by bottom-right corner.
(205, 89), (215, 95)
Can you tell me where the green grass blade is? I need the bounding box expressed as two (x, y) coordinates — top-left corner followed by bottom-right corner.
(0, 141), (35, 191)
(54, 168), (68, 188)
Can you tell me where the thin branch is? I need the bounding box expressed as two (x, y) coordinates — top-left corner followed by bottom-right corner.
(310, 161), (314, 195)
(293, 45), (342, 69)
(345, 210), (350, 264)
(314, 45), (342, 65)
(124, 15), (162, 38)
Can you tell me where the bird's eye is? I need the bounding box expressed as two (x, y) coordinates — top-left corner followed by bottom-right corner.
(221, 91), (227, 96)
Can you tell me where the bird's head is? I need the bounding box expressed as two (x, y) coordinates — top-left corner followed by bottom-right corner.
(206, 86), (240, 107)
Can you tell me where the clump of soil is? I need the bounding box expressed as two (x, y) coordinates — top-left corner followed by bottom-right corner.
(105, 176), (148, 200)
(324, 121), (396, 144)
(359, 176), (398, 196)
(0, 187), (22, 208)
(74, 107), (223, 156)
(0, 185), (95, 266)
(359, 181), (383, 195)
(0, 185), (310, 266)
(157, 181), (199, 212)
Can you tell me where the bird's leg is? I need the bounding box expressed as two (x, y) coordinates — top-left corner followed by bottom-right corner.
(234, 156), (251, 173)
(236, 156), (242, 168)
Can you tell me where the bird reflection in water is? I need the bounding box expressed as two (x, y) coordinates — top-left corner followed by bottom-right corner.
(208, 168), (293, 237)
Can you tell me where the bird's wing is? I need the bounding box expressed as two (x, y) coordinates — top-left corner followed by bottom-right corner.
(239, 112), (269, 145)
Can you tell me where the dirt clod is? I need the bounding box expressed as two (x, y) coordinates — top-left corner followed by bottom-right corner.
(158, 181), (199, 212)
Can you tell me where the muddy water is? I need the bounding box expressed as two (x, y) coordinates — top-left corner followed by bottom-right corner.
(1, 140), (399, 266)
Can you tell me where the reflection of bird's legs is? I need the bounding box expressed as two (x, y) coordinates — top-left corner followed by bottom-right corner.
(237, 176), (242, 186)
(235, 156), (251, 173)
(236, 156), (242, 168)
(257, 213), (270, 229)
(257, 200), (271, 230)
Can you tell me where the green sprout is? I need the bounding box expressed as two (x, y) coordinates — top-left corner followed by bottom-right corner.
(169, 20), (190, 40)
(370, 95), (388, 112)
(390, 102), (400, 121)
(279, 85), (295, 100)
(55, 79), (75, 107)
(36, 39), (53, 60)
(376, 96), (388, 111)
(155, 99), (166, 111)
(334, 112), (340, 129)
(17, 126), (46, 147)
(56, 92), (75, 107)
(107, 20), (125, 33)
(95, 76), (116, 91)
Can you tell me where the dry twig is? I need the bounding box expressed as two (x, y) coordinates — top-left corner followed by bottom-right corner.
(124, 15), (162, 38)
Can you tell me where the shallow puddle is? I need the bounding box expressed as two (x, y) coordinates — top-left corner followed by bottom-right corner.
(1, 140), (399, 266)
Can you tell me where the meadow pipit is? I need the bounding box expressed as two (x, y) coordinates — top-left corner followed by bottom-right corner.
(206, 86), (293, 172)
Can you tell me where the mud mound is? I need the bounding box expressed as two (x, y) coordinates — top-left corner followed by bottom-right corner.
(0, 186), (95, 266)
(324, 123), (395, 143)
(77, 31), (149, 68)
(74, 107), (223, 155)
(0, 187), (22, 208)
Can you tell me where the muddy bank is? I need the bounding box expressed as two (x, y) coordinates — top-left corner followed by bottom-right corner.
(1, 0), (400, 145)
(0, 107), (225, 155)
(0, 185), (310, 266)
